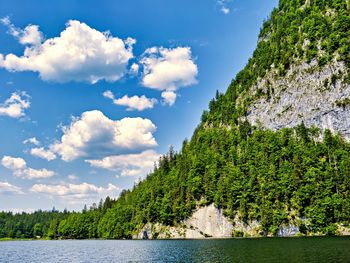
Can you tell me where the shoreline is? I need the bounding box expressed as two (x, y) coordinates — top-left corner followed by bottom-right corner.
(2, 235), (350, 242)
(0, 238), (34, 242)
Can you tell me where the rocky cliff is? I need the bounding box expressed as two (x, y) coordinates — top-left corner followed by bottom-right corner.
(135, 204), (233, 239)
(134, 204), (317, 239)
(244, 60), (350, 139)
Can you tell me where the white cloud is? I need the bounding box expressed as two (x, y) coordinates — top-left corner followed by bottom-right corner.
(21, 168), (55, 179)
(1, 16), (43, 45)
(30, 182), (119, 203)
(19, 25), (43, 45)
(0, 91), (30, 118)
(1, 155), (55, 179)
(140, 46), (198, 105)
(23, 137), (40, 146)
(130, 63), (139, 75)
(217, 0), (231, 14)
(49, 110), (157, 161)
(86, 149), (160, 177)
(0, 19), (135, 83)
(68, 174), (78, 181)
(102, 90), (114, 100)
(30, 147), (57, 161)
(161, 90), (177, 106)
(0, 181), (23, 194)
(103, 90), (157, 111)
(2, 156), (26, 170)
(221, 6), (230, 14)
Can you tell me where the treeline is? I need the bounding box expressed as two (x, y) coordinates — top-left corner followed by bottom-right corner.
(0, 197), (116, 239)
(0, 209), (67, 239)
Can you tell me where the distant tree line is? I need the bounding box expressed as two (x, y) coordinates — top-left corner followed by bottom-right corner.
(0, 197), (116, 239)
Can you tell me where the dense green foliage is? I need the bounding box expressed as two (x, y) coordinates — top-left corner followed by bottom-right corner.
(1, 0), (349, 239)
(0, 197), (116, 239)
(71, 124), (350, 238)
(2, 125), (350, 239)
(0, 209), (68, 239)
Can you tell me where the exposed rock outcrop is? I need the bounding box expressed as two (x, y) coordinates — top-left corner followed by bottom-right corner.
(277, 224), (299, 237)
(244, 60), (350, 139)
(134, 203), (350, 239)
(336, 224), (350, 236)
(134, 204), (308, 239)
(184, 204), (233, 238)
(136, 223), (185, 239)
(231, 216), (261, 237)
(134, 204), (233, 239)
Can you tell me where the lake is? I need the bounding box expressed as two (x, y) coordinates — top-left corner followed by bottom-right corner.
(0, 237), (350, 262)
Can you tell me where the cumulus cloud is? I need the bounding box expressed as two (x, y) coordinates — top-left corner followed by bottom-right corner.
(49, 110), (157, 161)
(23, 137), (40, 146)
(86, 150), (160, 177)
(140, 46), (198, 105)
(1, 156), (26, 170)
(0, 19), (135, 83)
(1, 155), (55, 179)
(0, 16), (43, 45)
(0, 181), (23, 194)
(103, 90), (157, 111)
(0, 91), (30, 118)
(30, 182), (119, 203)
(30, 147), (57, 161)
(161, 91), (177, 106)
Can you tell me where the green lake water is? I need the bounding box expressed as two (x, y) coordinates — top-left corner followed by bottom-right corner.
(0, 237), (349, 262)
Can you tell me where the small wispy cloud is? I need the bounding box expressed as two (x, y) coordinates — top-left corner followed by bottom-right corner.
(1, 155), (55, 179)
(0, 16), (43, 46)
(217, 0), (231, 15)
(103, 90), (157, 111)
(0, 91), (30, 119)
(23, 137), (40, 146)
(0, 181), (23, 194)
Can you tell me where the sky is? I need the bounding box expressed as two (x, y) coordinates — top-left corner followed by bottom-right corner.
(0, 0), (278, 212)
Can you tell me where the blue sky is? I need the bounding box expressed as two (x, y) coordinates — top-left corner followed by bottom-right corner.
(0, 0), (278, 212)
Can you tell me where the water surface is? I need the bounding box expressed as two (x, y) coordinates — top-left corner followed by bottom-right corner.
(0, 237), (349, 262)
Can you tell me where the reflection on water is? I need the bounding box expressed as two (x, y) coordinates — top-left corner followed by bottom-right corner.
(0, 237), (349, 262)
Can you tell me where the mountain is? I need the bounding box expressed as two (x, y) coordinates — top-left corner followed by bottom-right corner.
(1, 0), (350, 239)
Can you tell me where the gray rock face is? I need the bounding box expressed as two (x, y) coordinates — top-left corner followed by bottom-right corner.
(134, 205), (350, 238)
(244, 60), (350, 139)
(135, 204), (233, 239)
(134, 224), (150, 239)
(232, 216), (261, 237)
(277, 225), (299, 237)
(184, 204), (233, 238)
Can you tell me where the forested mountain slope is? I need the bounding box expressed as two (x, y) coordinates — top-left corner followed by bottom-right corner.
(1, 0), (350, 239)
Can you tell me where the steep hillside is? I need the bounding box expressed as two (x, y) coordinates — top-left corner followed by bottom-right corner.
(246, 60), (350, 138)
(1, 0), (349, 239)
(203, 0), (349, 131)
(93, 0), (350, 238)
